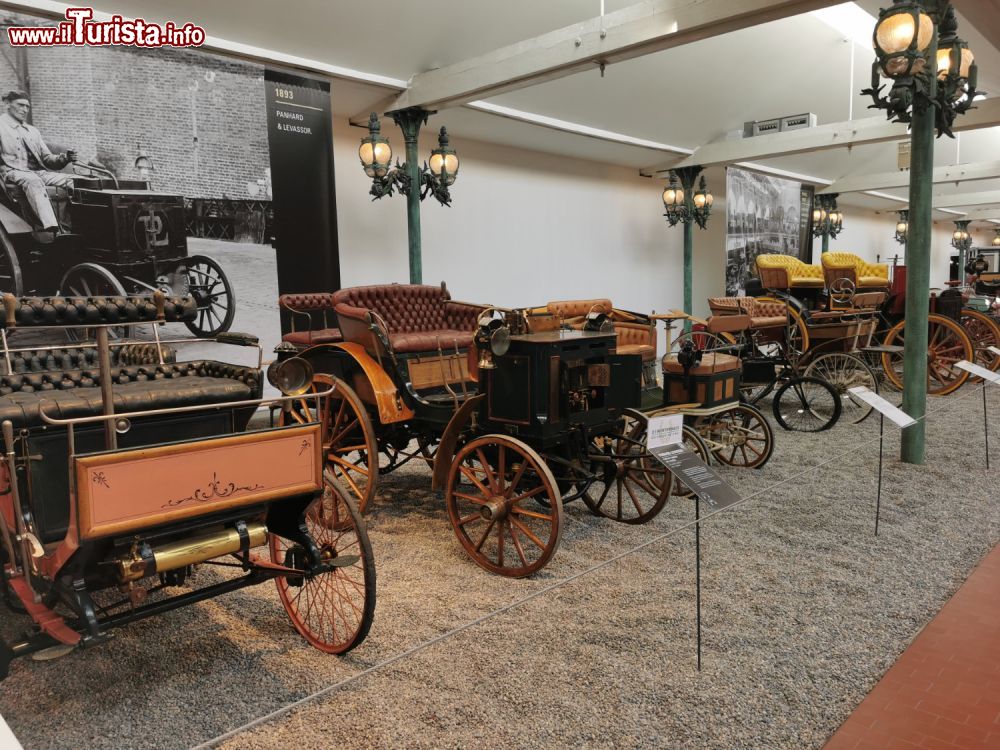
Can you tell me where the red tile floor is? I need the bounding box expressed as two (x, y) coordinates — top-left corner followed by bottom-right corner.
(824, 543), (1000, 750)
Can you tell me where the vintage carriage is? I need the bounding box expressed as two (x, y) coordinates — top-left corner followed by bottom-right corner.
(0, 293), (374, 679)
(276, 282), (674, 577)
(750, 252), (998, 404)
(0, 162), (235, 336)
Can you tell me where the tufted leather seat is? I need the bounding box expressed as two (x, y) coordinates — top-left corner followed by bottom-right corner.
(540, 299), (657, 361)
(278, 293), (343, 349)
(333, 283), (486, 355)
(707, 297), (788, 329)
(0, 295), (196, 329)
(0, 360), (261, 428)
(821, 252), (889, 290)
(755, 254), (825, 289)
(2, 343), (175, 376)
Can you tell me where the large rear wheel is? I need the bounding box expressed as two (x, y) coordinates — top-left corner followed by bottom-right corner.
(960, 308), (1000, 381)
(59, 262), (130, 340)
(804, 353), (878, 424)
(880, 313), (973, 396)
(270, 475), (375, 654)
(281, 374), (379, 514)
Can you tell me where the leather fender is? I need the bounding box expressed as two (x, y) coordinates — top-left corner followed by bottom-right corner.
(299, 342), (413, 424)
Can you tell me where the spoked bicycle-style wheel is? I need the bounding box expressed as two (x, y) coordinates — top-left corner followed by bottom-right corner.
(580, 409), (671, 524)
(772, 375), (842, 431)
(960, 308), (1000, 381)
(280, 373), (379, 514)
(445, 434), (562, 577)
(694, 404), (774, 469)
(270, 475), (376, 654)
(804, 353), (878, 424)
(881, 313), (974, 396)
(183, 255), (236, 337)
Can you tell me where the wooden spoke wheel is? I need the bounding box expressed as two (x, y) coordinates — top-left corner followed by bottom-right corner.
(183, 255), (236, 337)
(694, 404), (774, 469)
(281, 373), (379, 514)
(445, 434), (562, 577)
(772, 375), (842, 432)
(270, 475), (376, 654)
(804, 353), (878, 424)
(880, 313), (974, 396)
(960, 308), (1000, 382)
(755, 296), (810, 355)
(581, 410), (671, 524)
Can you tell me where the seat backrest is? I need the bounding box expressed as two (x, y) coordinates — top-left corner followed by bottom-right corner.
(545, 298), (613, 320)
(332, 284), (451, 334)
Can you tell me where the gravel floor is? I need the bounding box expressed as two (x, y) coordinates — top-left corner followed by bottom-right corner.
(1, 384), (997, 749)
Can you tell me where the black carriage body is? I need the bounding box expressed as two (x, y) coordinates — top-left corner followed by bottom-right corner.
(69, 185), (188, 265)
(483, 330), (641, 448)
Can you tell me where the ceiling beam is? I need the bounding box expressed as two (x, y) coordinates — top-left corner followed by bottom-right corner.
(384, 0), (839, 113)
(953, 207), (1000, 222)
(649, 97), (1000, 172)
(931, 189), (1000, 208)
(818, 160), (1000, 195)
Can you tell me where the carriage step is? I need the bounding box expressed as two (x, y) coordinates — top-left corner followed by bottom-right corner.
(862, 344), (904, 354)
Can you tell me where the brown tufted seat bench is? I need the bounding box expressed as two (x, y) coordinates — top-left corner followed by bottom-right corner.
(707, 297), (788, 329)
(278, 293), (343, 350)
(539, 298), (658, 362)
(0, 295), (262, 428)
(333, 283), (486, 356)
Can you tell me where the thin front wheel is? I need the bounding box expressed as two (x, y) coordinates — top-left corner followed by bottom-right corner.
(772, 375), (842, 432)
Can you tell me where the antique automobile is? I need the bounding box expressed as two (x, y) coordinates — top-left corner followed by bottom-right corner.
(0, 161), (235, 336)
(276, 282), (673, 578)
(0, 293), (374, 679)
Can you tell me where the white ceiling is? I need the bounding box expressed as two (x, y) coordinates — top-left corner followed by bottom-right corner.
(32, 0), (1000, 222)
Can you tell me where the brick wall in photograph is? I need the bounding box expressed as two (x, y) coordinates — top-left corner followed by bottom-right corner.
(0, 13), (270, 200)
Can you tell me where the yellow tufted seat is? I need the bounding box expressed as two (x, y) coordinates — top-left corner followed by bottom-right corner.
(754, 254), (825, 289)
(821, 252), (889, 289)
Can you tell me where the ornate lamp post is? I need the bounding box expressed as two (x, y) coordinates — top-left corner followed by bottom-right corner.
(895, 210), (909, 245)
(951, 219), (972, 282)
(358, 110), (460, 284)
(812, 193), (844, 254)
(662, 166), (712, 325)
(992, 229), (1000, 248)
(861, 0), (979, 465)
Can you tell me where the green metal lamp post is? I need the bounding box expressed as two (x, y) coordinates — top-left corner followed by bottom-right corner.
(862, 0), (979, 464)
(663, 166), (712, 326)
(812, 193), (844, 254)
(358, 109), (460, 284)
(951, 219), (972, 283)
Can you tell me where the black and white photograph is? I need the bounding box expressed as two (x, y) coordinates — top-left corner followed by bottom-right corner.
(725, 165), (813, 296)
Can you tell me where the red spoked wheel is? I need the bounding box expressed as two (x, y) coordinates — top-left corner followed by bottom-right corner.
(281, 373), (379, 513)
(881, 313), (974, 396)
(445, 434), (562, 578)
(270, 474), (376, 654)
(960, 309), (1000, 382)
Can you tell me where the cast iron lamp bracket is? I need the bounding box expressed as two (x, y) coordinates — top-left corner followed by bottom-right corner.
(663, 166), (711, 230)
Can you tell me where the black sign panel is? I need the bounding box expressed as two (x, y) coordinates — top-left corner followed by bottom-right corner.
(264, 69), (340, 332)
(651, 445), (742, 511)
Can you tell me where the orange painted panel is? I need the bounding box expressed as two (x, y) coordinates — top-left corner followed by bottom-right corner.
(75, 425), (322, 540)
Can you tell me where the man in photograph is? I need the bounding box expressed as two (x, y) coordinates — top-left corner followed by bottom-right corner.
(0, 90), (76, 234)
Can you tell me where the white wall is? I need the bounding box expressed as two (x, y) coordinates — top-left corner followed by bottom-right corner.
(331, 117), (980, 337)
(332, 116), (688, 345)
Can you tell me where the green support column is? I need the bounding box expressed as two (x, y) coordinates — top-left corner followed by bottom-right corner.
(683, 218), (693, 330)
(900, 41), (937, 465)
(821, 233), (829, 254)
(391, 108), (429, 285)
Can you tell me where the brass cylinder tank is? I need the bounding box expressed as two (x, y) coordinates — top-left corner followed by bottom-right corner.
(116, 522), (267, 582)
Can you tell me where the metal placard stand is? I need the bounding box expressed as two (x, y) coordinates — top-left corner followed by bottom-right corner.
(848, 386), (917, 535)
(956, 358), (1000, 470)
(648, 414), (742, 671)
